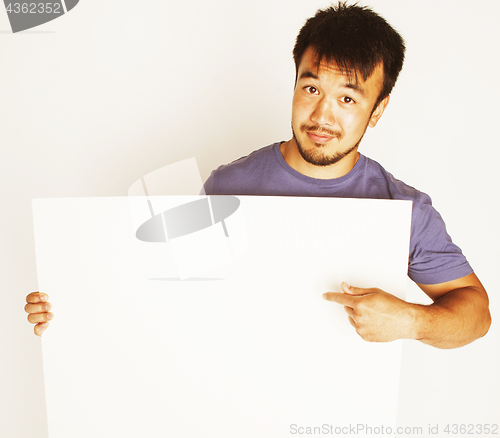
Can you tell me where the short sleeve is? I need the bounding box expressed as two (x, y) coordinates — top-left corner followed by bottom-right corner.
(408, 192), (473, 284)
(200, 171), (215, 195)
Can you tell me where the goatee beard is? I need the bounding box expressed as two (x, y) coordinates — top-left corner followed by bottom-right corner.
(292, 125), (361, 167)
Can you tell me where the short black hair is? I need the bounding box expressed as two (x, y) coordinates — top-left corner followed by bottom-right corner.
(293, 2), (405, 108)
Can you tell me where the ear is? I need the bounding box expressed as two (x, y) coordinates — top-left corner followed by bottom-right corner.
(368, 95), (390, 128)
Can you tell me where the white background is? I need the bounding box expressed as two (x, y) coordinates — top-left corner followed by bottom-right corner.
(1, 1), (499, 437)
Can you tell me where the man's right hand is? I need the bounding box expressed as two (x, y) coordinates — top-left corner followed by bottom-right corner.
(25, 292), (53, 336)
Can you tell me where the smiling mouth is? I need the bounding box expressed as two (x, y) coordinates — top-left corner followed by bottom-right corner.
(306, 131), (336, 144)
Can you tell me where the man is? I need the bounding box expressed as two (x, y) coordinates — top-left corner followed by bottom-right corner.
(26, 2), (490, 348)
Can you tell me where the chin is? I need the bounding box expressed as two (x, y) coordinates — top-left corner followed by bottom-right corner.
(298, 141), (357, 167)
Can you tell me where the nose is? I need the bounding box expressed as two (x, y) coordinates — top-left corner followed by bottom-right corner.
(310, 97), (335, 126)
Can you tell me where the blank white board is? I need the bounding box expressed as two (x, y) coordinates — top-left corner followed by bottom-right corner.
(33, 196), (412, 438)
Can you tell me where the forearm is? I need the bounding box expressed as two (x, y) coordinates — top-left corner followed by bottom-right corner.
(410, 286), (491, 349)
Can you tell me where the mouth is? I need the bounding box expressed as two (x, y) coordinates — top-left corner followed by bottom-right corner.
(306, 131), (335, 144)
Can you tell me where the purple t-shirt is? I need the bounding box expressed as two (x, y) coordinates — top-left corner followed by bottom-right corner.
(203, 142), (473, 285)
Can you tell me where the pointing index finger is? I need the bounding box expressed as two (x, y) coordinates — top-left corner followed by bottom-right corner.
(322, 292), (357, 307)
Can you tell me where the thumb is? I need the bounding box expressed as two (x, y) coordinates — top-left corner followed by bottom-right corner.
(341, 282), (368, 296)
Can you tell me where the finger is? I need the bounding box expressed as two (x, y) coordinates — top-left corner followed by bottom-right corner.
(341, 282), (371, 296)
(26, 292), (48, 304)
(348, 315), (357, 328)
(25, 302), (52, 314)
(27, 312), (54, 324)
(34, 322), (49, 337)
(344, 305), (355, 318)
(323, 292), (356, 306)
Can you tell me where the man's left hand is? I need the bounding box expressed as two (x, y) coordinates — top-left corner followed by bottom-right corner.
(323, 282), (416, 342)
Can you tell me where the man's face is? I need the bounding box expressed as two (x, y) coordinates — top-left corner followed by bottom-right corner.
(291, 46), (388, 167)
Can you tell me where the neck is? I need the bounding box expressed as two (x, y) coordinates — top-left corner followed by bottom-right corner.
(280, 138), (360, 180)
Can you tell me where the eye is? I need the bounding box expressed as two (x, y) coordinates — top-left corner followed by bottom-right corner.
(305, 86), (318, 94)
(341, 96), (355, 104)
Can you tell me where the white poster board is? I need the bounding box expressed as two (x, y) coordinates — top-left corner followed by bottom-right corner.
(33, 196), (412, 438)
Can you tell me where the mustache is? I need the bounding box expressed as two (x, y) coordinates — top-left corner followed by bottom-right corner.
(300, 124), (342, 139)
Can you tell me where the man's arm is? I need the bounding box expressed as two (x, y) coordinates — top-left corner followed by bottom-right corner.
(323, 273), (491, 349)
(414, 273), (490, 348)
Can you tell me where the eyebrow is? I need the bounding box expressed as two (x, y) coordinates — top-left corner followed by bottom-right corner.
(298, 70), (366, 97)
(299, 71), (320, 80)
(343, 82), (366, 97)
